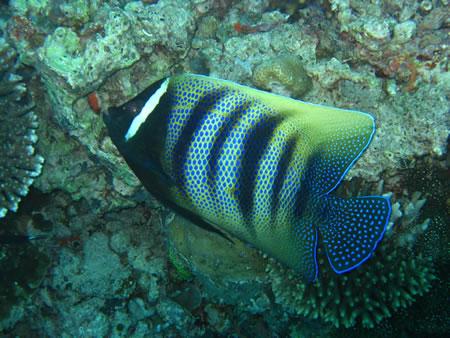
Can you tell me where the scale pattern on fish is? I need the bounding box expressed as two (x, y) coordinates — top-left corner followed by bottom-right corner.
(104, 74), (391, 281)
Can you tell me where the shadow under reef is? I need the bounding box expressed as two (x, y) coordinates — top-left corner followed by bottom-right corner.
(320, 152), (449, 338)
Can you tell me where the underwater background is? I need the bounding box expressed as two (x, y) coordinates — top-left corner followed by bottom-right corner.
(0, 0), (449, 337)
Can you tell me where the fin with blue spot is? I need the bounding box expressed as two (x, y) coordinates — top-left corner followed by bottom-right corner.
(319, 195), (391, 274)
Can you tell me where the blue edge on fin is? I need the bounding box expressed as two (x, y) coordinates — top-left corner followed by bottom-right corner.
(322, 196), (392, 276)
(312, 112), (392, 280)
(344, 196), (391, 275)
(313, 228), (319, 281)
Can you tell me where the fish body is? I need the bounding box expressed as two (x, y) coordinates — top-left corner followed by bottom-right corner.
(104, 74), (391, 281)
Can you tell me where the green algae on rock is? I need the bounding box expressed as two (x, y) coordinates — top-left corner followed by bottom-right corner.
(38, 27), (84, 86)
(167, 241), (193, 282)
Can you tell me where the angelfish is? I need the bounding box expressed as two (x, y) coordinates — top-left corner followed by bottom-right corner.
(104, 74), (391, 281)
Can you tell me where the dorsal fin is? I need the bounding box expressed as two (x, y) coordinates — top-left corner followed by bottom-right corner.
(183, 74), (375, 195)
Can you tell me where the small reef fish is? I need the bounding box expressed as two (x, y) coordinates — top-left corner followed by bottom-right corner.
(104, 74), (391, 281)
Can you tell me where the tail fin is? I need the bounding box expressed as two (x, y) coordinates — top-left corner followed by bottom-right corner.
(318, 195), (391, 274)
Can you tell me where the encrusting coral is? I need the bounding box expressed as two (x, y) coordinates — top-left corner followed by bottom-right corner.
(252, 55), (312, 98)
(268, 188), (436, 328)
(0, 36), (43, 218)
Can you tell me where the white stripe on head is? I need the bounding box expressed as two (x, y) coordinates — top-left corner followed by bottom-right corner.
(124, 78), (170, 141)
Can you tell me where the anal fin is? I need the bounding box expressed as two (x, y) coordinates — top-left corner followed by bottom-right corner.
(319, 195), (391, 274)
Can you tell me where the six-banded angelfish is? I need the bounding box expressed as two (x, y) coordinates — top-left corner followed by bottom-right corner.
(103, 74), (391, 281)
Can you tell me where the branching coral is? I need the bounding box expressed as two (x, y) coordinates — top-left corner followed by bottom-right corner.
(268, 189), (436, 328)
(0, 106), (44, 218)
(0, 37), (44, 218)
(388, 191), (430, 248)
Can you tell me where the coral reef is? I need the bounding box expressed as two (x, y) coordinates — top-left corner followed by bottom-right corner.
(4, 0), (447, 191)
(168, 214), (268, 305)
(324, 157), (450, 337)
(0, 35), (43, 218)
(0, 239), (50, 330)
(268, 186), (437, 328)
(0, 104), (43, 218)
(6, 0), (199, 197)
(0, 189), (52, 330)
(268, 0), (310, 17)
(34, 105), (137, 213)
(321, 0), (450, 180)
(1, 0), (448, 336)
(269, 243), (434, 328)
(38, 11), (140, 90)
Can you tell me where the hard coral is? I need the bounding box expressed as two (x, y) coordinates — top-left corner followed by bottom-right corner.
(0, 239), (50, 329)
(329, 0), (448, 93)
(268, 238), (435, 328)
(0, 105), (44, 218)
(268, 185), (436, 328)
(0, 37), (43, 218)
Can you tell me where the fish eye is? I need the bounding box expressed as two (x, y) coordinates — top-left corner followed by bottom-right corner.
(123, 101), (142, 116)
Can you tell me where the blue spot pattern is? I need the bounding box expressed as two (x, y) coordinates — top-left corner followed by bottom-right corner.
(148, 74), (392, 281)
(293, 222), (318, 281)
(303, 126), (372, 196)
(320, 196), (391, 273)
